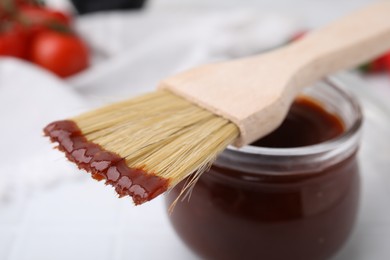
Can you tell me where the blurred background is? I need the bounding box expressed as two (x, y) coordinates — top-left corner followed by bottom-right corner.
(1, 0), (390, 259)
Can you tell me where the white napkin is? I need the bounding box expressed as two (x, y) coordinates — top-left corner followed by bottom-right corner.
(0, 59), (89, 202)
(0, 10), (300, 202)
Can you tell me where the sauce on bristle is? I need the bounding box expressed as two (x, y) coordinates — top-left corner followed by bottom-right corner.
(44, 120), (169, 205)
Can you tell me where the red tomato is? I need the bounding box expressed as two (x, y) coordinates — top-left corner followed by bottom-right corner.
(289, 30), (307, 42)
(0, 23), (28, 58)
(29, 30), (89, 77)
(376, 52), (390, 72)
(18, 5), (72, 40)
(385, 53), (390, 74)
(360, 51), (390, 73)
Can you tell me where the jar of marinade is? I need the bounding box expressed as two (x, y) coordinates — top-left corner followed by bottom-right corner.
(165, 79), (362, 260)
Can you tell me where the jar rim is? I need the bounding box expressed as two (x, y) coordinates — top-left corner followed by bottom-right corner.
(226, 77), (363, 157)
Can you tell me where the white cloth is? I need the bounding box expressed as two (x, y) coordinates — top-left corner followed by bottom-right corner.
(0, 10), (300, 201)
(0, 59), (88, 201)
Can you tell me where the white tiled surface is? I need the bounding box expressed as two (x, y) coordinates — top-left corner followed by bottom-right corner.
(0, 181), (198, 260)
(11, 231), (114, 260)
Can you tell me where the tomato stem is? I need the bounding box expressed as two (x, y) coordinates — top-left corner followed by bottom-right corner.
(47, 22), (73, 34)
(1, 0), (17, 17)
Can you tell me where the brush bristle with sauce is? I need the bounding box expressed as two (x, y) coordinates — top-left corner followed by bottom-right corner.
(44, 90), (239, 205)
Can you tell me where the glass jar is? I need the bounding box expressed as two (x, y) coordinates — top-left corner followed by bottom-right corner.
(165, 78), (362, 260)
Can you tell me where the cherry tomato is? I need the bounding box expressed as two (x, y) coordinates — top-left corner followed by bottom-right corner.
(384, 53), (390, 74)
(360, 51), (390, 73)
(375, 52), (390, 72)
(0, 2), (73, 42)
(289, 30), (307, 42)
(29, 30), (89, 77)
(18, 5), (72, 40)
(0, 22), (28, 58)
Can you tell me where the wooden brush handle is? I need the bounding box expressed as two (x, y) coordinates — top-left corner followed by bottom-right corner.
(286, 1), (390, 89)
(161, 2), (390, 147)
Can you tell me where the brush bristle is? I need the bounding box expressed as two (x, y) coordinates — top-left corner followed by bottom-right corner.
(46, 90), (239, 204)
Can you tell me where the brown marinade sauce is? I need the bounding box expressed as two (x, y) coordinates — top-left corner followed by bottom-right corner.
(44, 120), (169, 205)
(166, 97), (359, 260)
(252, 97), (344, 148)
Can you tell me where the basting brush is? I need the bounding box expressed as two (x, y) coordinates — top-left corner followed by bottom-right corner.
(44, 2), (390, 205)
